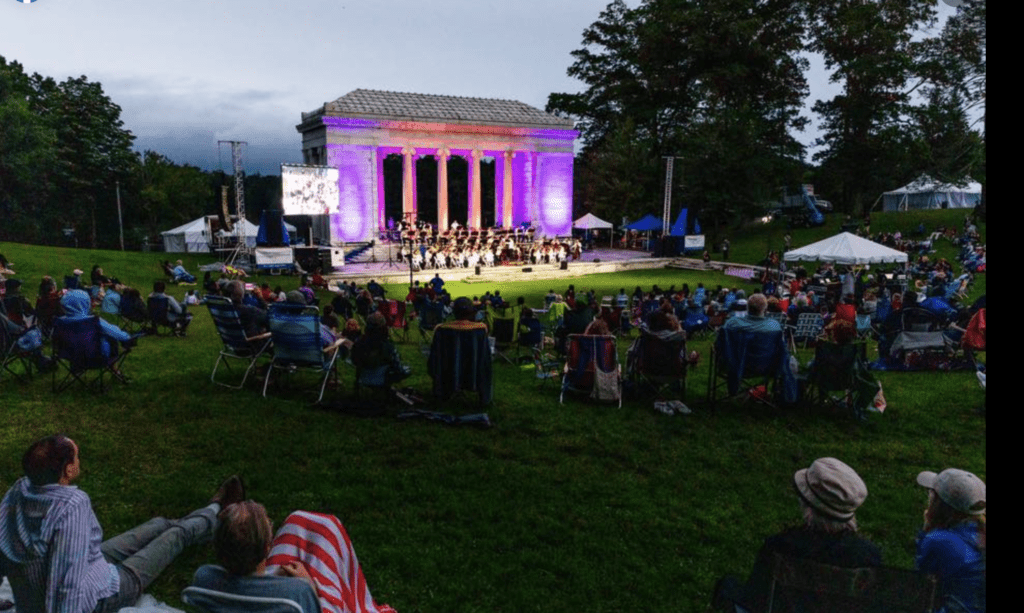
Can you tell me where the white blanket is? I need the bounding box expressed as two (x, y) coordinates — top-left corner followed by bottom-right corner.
(0, 577), (184, 613)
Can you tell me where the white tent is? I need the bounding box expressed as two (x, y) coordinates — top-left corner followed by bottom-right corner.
(783, 232), (908, 265)
(882, 174), (982, 211)
(573, 213), (613, 230)
(161, 217), (212, 253)
(215, 218), (297, 246)
(573, 213), (614, 247)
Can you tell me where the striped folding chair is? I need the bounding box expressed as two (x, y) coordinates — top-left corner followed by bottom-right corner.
(792, 312), (825, 348)
(206, 295), (272, 389)
(560, 334), (621, 407)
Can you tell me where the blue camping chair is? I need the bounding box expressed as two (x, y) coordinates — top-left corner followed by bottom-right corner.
(51, 316), (132, 393)
(263, 304), (341, 403)
(707, 326), (796, 410)
(2, 313), (38, 382)
(206, 295), (273, 389)
(182, 583), (306, 613)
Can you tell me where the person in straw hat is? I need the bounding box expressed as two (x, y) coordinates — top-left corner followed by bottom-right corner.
(916, 468), (986, 613)
(711, 457), (880, 612)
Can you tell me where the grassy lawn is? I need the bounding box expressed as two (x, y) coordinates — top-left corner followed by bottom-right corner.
(0, 210), (984, 612)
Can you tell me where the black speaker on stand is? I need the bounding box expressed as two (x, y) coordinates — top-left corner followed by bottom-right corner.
(560, 261), (568, 270)
(263, 210), (284, 246)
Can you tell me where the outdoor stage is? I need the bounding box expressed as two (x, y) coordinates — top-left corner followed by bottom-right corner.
(324, 246), (686, 287)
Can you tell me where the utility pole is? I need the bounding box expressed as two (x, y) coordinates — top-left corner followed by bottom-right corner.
(116, 180), (124, 251)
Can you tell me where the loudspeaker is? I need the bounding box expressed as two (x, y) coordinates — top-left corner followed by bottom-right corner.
(522, 267), (532, 273)
(560, 261), (568, 270)
(475, 265), (482, 275)
(593, 258), (601, 263)
(263, 210), (284, 246)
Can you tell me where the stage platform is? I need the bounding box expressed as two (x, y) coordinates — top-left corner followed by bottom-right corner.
(323, 247), (700, 287)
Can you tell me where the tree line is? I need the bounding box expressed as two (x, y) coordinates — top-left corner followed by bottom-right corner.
(547, 0), (985, 230)
(0, 55), (282, 250)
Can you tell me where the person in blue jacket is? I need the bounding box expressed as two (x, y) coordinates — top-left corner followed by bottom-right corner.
(916, 468), (986, 613)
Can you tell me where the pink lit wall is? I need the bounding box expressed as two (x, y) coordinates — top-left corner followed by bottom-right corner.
(327, 144), (375, 242)
(537, 152), (574, 237)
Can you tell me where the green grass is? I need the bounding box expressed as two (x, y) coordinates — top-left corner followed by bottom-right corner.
(0, 210), (984, 612)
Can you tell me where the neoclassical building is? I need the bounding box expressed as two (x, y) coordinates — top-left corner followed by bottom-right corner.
(296, 89), (577, 243)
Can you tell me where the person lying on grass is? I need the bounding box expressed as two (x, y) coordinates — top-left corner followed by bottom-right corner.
(0, 434), (245, 613)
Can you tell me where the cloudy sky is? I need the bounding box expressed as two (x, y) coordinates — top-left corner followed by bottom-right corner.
(1, 0), (955, 175)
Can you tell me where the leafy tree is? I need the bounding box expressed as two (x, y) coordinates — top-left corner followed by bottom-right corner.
(549, 0), (809, 230)
(805, 0), (938, 214)
(128, 151), (213, 244)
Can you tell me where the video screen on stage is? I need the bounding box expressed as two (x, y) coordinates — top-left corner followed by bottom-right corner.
(281, 164), (340, 215)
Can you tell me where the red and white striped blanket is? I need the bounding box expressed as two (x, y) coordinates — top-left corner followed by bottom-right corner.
(265, 511), (397, 613)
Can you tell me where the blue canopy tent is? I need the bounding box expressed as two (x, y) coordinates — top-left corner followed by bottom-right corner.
(623, 214), (663, 252)
(623, 214), (663, 231)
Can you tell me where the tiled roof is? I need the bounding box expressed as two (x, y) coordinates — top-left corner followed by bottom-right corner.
(306, 89), (575, 129)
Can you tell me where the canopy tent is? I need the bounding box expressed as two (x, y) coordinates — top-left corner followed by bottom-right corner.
(783, 232), (908, 265)
(218, 218), (297, 247)
(573, 213), (613, 230)
(623, 214), (662, 232)
(882, 174), (982, 211)
(161, 217), (213, 253)
(162, 216), (296, 253)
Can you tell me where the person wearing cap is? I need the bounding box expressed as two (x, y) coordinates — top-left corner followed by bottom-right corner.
(916, 468), (986, 613)
(711, 458), (880, 612)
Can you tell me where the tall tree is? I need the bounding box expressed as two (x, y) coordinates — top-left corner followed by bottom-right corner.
(805, 0), (938, 214)
(549, 0), (809, 229)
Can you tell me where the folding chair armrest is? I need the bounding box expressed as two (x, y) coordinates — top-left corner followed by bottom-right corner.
(323, 338), (350, 353)
(246, 331), (273, 342)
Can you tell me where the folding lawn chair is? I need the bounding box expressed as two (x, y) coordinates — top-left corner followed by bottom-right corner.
(205, 295), (273, 390)
(33, 293), (61, 340)
(560, 334), (622, 407)
(707, 327), (796, 410)
(626, 328), (687, 402)
(792, 312), (824, 348)
(182, 584), (306, 613)
(804, 340), (878, 421)
(379, 299), (409, 343)
(147, 295), (181, 336)
(532, 346), (562, 388)
(766, 553), (938, 613)
(417, 300), (446, 347)
(1, 313), (37, 382)
(487, 304), (521, 365)
(427, 321), (493, 405)
(262, 304), (342, 404)
(51, 316), (132, 393)
(517, 316), (545, 363)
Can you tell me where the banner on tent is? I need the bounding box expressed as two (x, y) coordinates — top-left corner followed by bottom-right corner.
(724, 266), (756, 280)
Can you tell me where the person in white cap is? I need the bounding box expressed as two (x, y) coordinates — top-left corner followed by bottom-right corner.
(916, 468), (986, 613)
(711, 457), (880, 612)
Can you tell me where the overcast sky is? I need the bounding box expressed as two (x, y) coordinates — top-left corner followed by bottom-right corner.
(1, 0), (956, 175)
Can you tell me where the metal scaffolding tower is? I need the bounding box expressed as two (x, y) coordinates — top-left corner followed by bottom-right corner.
(219, 140), (249, 268)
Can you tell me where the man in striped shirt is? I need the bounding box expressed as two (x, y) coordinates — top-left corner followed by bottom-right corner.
(0, 434), (246, 613)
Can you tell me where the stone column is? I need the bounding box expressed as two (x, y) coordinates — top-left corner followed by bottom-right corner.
(436, 148), (450, 230)
(502, 150), (515, 229)
(469, 148), (482, 230)
(401, 146), (416, 224)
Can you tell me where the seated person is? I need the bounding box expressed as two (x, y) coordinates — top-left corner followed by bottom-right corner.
(59, 289), (136, 359)
(119, 288), (148, 324)
(3, 278), (35, 326)
(100, 283), (124, 315)
(723, 293), (781, 333)
(150, 281), (193, 334)
(283, 291), (348, 354)
(915, 469), (986, 613)
(309, 268), (329, 291)
(350, 312), (411, 382)
(0, 434), (245, 613)
(711, 458), (880, 612)
(183, 289), (202, 306)
(1, 309), (53, 372)
(171, 259), (197, 284)
(226, 280), (267, 338)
